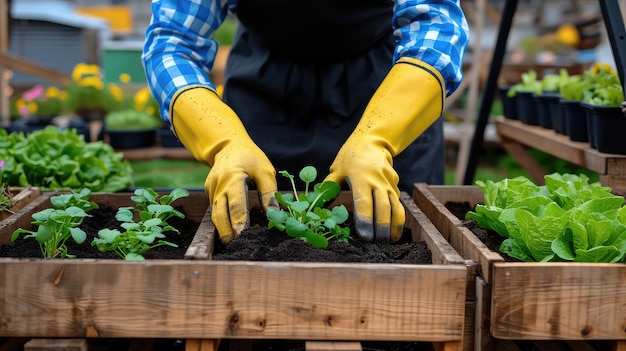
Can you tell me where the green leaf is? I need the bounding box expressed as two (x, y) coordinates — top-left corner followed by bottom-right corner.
(285, 217), (308, 237)
(125, 253), (146, 261)
(299, 166), (317, 184)
(304, 232), (328, 248)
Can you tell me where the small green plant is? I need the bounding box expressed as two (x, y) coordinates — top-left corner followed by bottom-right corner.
(266, 166), (351, 248)
(11, 188), (99, 258)
(91, 188), (190, 261)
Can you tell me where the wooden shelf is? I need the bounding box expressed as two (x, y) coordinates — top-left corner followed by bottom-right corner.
(116, 146), (194, 161)
(495, 118), (626, 196)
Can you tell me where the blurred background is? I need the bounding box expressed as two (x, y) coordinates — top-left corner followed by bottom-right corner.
(1, 0), (621, 189)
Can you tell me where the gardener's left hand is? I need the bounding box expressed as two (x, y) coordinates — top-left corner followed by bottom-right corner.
(326, 138), (405, 243)
(325, 57), (446, 243)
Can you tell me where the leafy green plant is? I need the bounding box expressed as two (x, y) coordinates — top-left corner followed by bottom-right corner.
(105, 109), (163, 131)
(466, 173), (626, 263)
(11, 188), (99, 258)
(91, 188), (190, 260)
(0, 126), (133, 192)
(507, 70), (543, 97)
(266, 166), (350, 248)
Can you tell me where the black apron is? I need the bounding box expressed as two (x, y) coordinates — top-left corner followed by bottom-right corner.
(223, 0), (445, 192)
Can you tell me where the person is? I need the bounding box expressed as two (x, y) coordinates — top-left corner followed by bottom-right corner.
(142, 0), (470, 245)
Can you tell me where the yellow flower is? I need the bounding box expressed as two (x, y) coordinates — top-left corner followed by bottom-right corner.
(60, 91), (68, 101)
(15, 98), (26, 109)
(146, 106), (156, 116)
(108, 83), (123, 102)
(71, 63), (101, 82)
(134, 87), (150, 109)
(79, 76), (104, 89)
(119, 73), (131, 83)
(45, 86), (60, 98)
(590, 62), (616, 75)
(27, 101), (38, 114)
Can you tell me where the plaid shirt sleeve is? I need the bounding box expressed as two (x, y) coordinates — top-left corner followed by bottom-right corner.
(393, 0), (470, 96)
(142, 0), (235, 124)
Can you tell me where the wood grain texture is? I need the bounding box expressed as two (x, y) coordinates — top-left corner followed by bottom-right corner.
(491, 262), (626, 340)
(0, 191), (467, 344)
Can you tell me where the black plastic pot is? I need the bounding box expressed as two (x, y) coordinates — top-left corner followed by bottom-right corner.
(515, 91), (540, 126)
(533, 92), (556, 129)
(559, 98), (588, 142)
(105, 129), (157, 149)
(498, 85), (518, 120)
(8, 116), (55, 134)
(580, 102), (626, 154)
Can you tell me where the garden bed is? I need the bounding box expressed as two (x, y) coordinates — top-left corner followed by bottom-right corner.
(0, 190), (467, 348)
(0, 186), (42, 222)
(412, 183), (626, 349)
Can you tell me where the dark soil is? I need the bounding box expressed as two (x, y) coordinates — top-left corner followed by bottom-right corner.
(212, 208), (433, 264)
(444, 201), (519, 262)
(0, 206), (199, 259)
(2, 205), (432, 264)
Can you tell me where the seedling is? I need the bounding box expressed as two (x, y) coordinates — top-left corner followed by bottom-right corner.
(91, 188), (190, 261)
(266, 166), (350, 248)
(12, 188), (99, 258)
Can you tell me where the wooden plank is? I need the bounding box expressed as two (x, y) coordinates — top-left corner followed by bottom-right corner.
(0, 192), (56, 246)
(400, 192), (465, 266)
(496, 119), (588, 166)
(305, 341), (362, 351)
(491, 262), (626, 340)
(412, 183), (503, 284)
(0, 259), (466, 340)
(23, 339), (87, 351)
(185, 339), (220, 351)
(432, 341), (462, 351)
(0, 52), (71, 86)
(118, 147), (194, 161)
(0, 187), (42, 221)
(475, 277), (493, 351)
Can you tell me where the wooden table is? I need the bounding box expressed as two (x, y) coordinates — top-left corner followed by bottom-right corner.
(496, 118), (626, 196)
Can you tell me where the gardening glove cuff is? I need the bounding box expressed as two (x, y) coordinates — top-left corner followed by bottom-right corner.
(325, 58), (445, 243)
(170, 86), (278, 243)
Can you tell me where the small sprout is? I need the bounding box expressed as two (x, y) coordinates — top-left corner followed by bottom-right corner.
(91, 188), (190, 260)
(12, 188), (99, 258)
(266, 166), (351, 248)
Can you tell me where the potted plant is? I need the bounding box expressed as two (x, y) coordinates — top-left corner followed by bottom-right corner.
(577, 62), (626, 154)
(104, 109), (162, 149)
(507, 70), (542, 125)
(64, 63), (124, 121)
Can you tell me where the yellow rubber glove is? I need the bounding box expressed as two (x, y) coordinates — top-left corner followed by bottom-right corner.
(325, 57), (445, 242)
(170, 86), (277, 243)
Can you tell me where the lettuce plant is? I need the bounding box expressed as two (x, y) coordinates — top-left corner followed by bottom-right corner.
(266, 166), (350, 248)
(466, 173), (626, 263)
(12, 188), (99, 258)
(91, 188), (190, 260)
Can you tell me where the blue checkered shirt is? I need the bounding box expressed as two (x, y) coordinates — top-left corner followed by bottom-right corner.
(143, 0), (470, 124)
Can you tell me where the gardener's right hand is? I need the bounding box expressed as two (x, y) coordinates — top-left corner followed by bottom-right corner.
(170, 86), (278, 243)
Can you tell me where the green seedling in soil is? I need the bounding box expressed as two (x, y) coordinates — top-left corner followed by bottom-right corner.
(92, 188), (189, 261)
(266, 166), (350, 248)
(12, 188), (99, 258)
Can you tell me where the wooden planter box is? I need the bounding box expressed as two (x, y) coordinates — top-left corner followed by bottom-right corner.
(0, 190), (468, 348)
(0, 186), (43, 221)
(412, 183), (626, 349)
